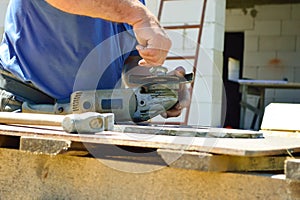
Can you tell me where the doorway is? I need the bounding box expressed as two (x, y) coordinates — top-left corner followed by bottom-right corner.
(222, 32), (245, 129)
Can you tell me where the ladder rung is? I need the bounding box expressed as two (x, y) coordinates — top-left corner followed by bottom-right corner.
(163, 24), (202, 29)
(166, 56), (196, 60)
(161, 0), (181, 1)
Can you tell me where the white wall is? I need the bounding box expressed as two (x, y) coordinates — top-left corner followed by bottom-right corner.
(147, 0), (226, 127)
(0, 0), (9, 38)
(226, 4), (300, 129)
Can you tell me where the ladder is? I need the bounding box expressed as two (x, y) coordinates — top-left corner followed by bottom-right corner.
(157, 0), (207, 125)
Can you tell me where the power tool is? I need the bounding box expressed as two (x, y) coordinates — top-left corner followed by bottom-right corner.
(22, 67), (193, 122)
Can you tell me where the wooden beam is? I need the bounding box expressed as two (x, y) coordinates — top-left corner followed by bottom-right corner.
(158, 149), (288, 172)
(0, 147), (300, 199)
(0, 124), (300, 157)
(114, 124), (263, 138)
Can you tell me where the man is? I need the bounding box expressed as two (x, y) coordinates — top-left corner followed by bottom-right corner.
(0, 0), (188, 119)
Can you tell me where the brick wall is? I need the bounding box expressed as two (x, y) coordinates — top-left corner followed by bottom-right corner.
(226, 4), (300, 129)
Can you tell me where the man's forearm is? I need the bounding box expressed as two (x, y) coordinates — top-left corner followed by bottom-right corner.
(46, 0), (149, 26)
(46, 0), (172, 66)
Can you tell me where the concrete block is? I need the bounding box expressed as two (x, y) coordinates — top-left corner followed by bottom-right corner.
(297, 36), (300, 51)
(246, 21), (281, 36)
(265, 88), (275, 99)
(242, 66), (258, 79)
(285, 159), (300, 181)
(274, 89), (300, 103)
(225, 14), (254, 32)
(0, 26), (3, 38)
(145, 0), (159, 16)
(259, 36), (296, 52)
(168, 29), (199, 52)
(244, 52), (276, 67)
(202, 22), (224, 51)
(167, 30), (186, 50)
(282, 66), (297, 82)
(261, 103), (300, 131)
(188, 101), (211, 126)
(0, 0), (10, 3)
(192, 74), (223, 104)
(160, 0), (203, 25)
(191, 78), (213, 104)
(255, 4), (291, 21)
(205, 0), (226, 25)
(292, 4), (300, 20)
(257, 66), (286, 80)
(20, 136), (71, 155)
(278, 52), (300, 67)
(197, 48), (223, 76)
(211, 102), (222, 127)
(294, 67), (300, 82)
(282, 20), (300, 35)
(245, 36), (259, 52)
(0, 2), (8, 26)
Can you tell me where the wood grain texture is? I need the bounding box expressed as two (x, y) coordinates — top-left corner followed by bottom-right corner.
(0, 148), (299, 200)
(114, 124), (263, 138)
(0, 112), (63, 126)
(0, 124), (299, 157)
(158, 149), (288, 172)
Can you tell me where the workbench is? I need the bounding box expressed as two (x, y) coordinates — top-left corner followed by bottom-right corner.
(235, 79), (300, 130)
(0, 123), (299, 199)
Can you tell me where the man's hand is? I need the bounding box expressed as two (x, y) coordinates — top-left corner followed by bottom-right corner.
(133, 17), (172, 67)
(46, 0), (171, 67)
(161, 66), (191, 118)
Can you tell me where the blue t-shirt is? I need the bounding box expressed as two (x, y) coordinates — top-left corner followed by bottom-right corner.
(0, 0), (143, 100)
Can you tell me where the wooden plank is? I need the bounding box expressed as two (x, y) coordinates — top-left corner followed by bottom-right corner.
(0, 124), (300, 157)
(2, 147), (300, 200)
(158, 149), (287, 172)
(114, 124), (263, 138)
(0, 112), (63, 126)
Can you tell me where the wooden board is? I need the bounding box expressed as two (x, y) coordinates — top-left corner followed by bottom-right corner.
(114, 124), (263, 138)
(0, 124), (300, 157)
(158, 149), (288, 172)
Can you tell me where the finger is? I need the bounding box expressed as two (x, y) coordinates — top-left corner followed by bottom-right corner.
(178, 85), (191, 108)
(136, 46), (167, 66)
(174, 66), (186, 77)
(167, 66), (186, 77)
(161, 112), (168, 118)
(138, 59), (151, 67)
(165, 108), (182, 118)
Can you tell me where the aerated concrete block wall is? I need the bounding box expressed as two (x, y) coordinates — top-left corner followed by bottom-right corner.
(0, 0), (9, 38)
(147, 0), (226, 127)
(226, 4), (300, 129)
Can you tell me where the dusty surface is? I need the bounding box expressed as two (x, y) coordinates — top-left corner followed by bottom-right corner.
(0, 148), (299, 200)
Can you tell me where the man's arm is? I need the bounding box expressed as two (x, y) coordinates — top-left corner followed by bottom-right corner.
(46, 0), (171, 66)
